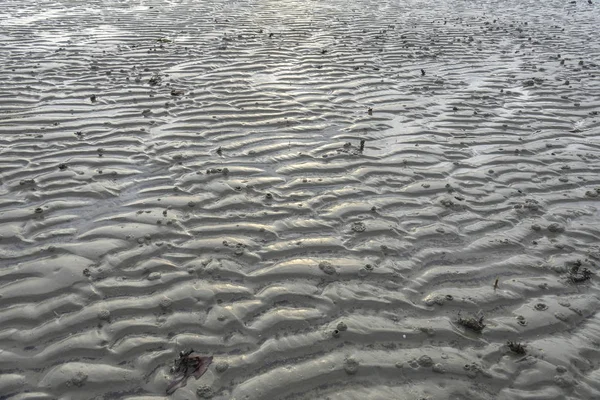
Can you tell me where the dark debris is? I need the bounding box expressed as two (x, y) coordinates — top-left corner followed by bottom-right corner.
(507, 341), (527, 355)
(166, 350), (213, 395)
(458, 314), (486, 333)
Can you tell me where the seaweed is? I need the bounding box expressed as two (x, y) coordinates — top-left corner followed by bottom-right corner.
(458, 313), (486, 333)
(568, 260), (593, 283)
(507, 341), (527, 355)
(166, 350), (213, 395)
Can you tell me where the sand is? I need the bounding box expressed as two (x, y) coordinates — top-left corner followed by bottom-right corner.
(0, 0), (600, 399)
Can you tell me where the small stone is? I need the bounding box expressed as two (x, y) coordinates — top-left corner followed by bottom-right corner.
(188, 201), (196, 207)
(440, 199), (454, 208)
(395, 362), (403, 368)
(319, 261), (336, 275)
(215, 361), (229, 373)
(418, 355), (433, 367)
(337, 322), (348, 331)
(554, 312), (568, 322)
(70, 371), (88, 387)
(159, 297), (173, 310)
(556, 365), (568, 373)
(97, 309), (111, 321)
(531, 224), (541, 231)
(351, 221), (366, 232)
(432, 363), (445, 373)
(547, 223), (564, 233)
(148, 272), (161, 281)
(196, 385), (214, 398)
(343, 358), (359, 375)
(553, 374), (575, 388)
(34, 207), (43, 214)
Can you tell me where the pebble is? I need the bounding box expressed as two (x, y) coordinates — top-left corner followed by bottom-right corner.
(97, 309), (111, 321)
(319, 261), (336, 275)
(159, 297), (173, 310)
(147, 272), (161, 281)
(418, 355), (434, 367)
(351, 221), (366, 232)
(432, 363), (445, 373)
(196, 385), (214, 398)
(70, 371), (88, 387)
(337, 322), (348, 331)
(553, 374), (576, 388)
(556, 365), (568, 374)
(547, 223), (564, 233)
(554, 312), (569, 322)
(215, 361), (229, 373)
(343, 358), (360, 375)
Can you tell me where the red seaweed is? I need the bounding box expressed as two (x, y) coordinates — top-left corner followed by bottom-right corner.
(166, 350), (213, 395)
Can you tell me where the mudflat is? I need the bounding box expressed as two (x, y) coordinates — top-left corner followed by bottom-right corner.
(1, 0), (600, 399)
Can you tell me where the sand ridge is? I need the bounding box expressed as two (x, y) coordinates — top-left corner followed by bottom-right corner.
(1, 0), (600, 399)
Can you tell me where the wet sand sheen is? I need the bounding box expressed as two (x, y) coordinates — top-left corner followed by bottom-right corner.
(1, 0), (600, 399)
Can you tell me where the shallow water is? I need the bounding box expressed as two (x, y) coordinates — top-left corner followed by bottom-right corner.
(1, 0), (600, 399)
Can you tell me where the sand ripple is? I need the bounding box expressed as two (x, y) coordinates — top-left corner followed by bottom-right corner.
(1, 0), (600, 399)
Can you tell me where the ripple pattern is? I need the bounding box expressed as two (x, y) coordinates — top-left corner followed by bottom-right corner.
(1, 0), (600, 399)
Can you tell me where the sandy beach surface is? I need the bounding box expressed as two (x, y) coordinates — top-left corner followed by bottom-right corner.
(1, 0), (600, 399)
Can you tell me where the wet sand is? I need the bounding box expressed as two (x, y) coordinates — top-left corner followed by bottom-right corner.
(1, 0), (600, 399)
